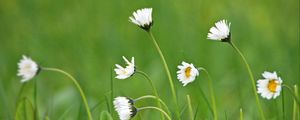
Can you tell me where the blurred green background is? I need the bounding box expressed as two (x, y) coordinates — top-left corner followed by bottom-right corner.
(0, 0), (299, 119)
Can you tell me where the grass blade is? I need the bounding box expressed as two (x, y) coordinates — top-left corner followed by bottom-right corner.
(293, 85), (299, 120)
(186, 95), (193, 120)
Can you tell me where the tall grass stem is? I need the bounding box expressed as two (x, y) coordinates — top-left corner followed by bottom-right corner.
(110, 67), (114, 118)
(293, 85), (299, 120)
(239, 108), (243, 120)
(34, 79), (38, 120)
(186, 95), (193, 120)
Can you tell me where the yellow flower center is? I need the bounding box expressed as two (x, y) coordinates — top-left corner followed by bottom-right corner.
(185, 67), (192, 78)
(268, 79), (278, 93)
(24, 64), (31, 71)
(122, 70), (127, 74)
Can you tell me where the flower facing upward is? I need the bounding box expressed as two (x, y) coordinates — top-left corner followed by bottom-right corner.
(177, 61), (199, 86)
(207, 19), (231, 42)
(17, 55), (39, 83)
(113, 97), (137, 120)
(257, 71), (282, 99)
(114, 56), (135, 79)
(129, 8), (153, 31)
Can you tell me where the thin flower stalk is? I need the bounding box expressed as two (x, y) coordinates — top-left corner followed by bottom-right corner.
(134, 95), (171, 115)
(198, 67), (218, 120)
(148, 31), (180, 120)
(229, 42), (265, 120)
(136, 70), (165, 118)
(138, 106), (171, 120)
(282, 84), (300, 105)
(42, 67), (93, 120)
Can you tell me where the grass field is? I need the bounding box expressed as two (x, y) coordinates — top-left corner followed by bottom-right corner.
(0, 0), (299, 119)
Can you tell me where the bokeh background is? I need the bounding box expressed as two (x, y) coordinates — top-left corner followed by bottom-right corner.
(0, 0), (299, 119)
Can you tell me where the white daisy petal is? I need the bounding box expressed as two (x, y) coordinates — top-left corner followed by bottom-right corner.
(115, 56), (135, 79)
(113, 97), (136, 120)
(262, 71), (277, 79)
(129, 8), (153, 30)
(257, 71), (282, 100)
(17, 55), (39, 83)
(207, 19), (231, 42)
(176, 61), (199, 86)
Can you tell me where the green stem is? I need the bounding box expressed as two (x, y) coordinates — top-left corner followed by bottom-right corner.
(224, 111), (228, 120)
(14, 83), (26, 120)
(197, 82), (214, 116)
(148, 31), (180, 120)
(293, 85), (299, 120)
(198, 67), (218, 120)
(134, 95), (171, 115)
(282, 86), (285, 120)
(186, 95), (193, 120)
(282, 84), (300, 105)
(42, 67), (93, 120)
(229, 42), (265, 120)
(110, 67), (114, 118)
(193, 104), (199, 120)
(239, 108), (243, 120)
(138, 106), (172, 120)
(136, 70), (164, 119)
(23, 98), (28, 120)
(34, 79), (38, 120)
(23, 97), (34, 120)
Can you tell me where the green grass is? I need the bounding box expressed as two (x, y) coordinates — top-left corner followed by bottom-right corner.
(0, 0), (299, 119)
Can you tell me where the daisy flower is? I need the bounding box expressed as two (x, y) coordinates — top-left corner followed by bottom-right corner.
(17, 55), (39, 83)
(207, 19), (231, 42)
(113, 97), (137, 120)
(114, 56), (135, 79)
(177, 61), (199, 86)
(129, 8), (153, 31)
(257, 71), (282, 99)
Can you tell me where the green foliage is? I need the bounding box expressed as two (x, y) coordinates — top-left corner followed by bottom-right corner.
(0, 0), (299, 119)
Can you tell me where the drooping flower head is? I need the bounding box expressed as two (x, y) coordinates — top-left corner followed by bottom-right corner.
(207, 19), (231, 42)
(113, 97), (137, 120)
(17, 55), (39, 83)
(114, 56), (135, 79)
(129, 8), (153, 31)
(257, 71), (282, 99)
(177, 61), (199, 86)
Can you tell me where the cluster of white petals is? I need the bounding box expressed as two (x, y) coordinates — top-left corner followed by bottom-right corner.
(207, 19), (231, 41)
(129, 8), (153, 30)
(17, 55), (39, 82)
(177, 61), (199, 86)
(257, 71), (282, 99)
(113, 97), (136, 120)
(114, 56), (135, 79)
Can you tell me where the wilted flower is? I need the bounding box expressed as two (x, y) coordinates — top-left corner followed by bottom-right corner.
(177, 61), (199, 86)
(257, 71), (282, 99)
(207, 19), (231, 42)
(114, 56), (135, 79)
(113, 97), (137, 120)
(17, 55), (39, 83)
(129, 8), (153, 31)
